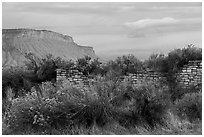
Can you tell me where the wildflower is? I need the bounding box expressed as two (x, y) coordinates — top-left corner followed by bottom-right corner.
(33, 115), (38, 124)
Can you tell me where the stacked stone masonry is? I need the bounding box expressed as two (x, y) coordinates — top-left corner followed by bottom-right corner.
(56, 60), (202, 89)
(121, 72), (166, 87)
(56, 69), (94, 86)
(176, 60), (202, 88)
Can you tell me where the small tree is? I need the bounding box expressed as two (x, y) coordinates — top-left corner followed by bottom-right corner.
(145, 45), (202, 102)
(105, 54), (144, 76)
(54, 57), (75, 70)
(24, 53), (57, 82)
(76, 56), (103, 76)
(145, 53), (167, 72)
(89, 58), (103, 75)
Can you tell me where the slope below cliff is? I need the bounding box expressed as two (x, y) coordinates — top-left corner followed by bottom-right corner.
(2, 29), (98, 68)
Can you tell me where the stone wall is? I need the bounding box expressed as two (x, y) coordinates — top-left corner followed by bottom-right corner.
(176, 60), (202, 88)
(56, 68), (166, 87)
(56, 69), (93, 86)
(56, 60), (202, 89)
(122, 71), (166, 86)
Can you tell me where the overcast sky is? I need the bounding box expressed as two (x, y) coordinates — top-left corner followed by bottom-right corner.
(2, 2), (202, 60)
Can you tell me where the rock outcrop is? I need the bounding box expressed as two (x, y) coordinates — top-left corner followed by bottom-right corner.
(2, 28), (98, 68)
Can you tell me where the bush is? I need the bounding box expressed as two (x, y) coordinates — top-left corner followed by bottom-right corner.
(4, 82), (70, 133)
(2, 67), (26, 98)
(4, 80), (120, 133)
(5, 78), (191, 134)
(115, 80), (171, 128)
(75, 56), (103, 76)
(145, 53), (167, 72)
(170, 84), (201, 102)
(65, 79), (121, 127)
(174, 92), (202, 122)
(104, 55), (144, 76)
(146, 45), (202, 74)
(145, 45), (202, 102)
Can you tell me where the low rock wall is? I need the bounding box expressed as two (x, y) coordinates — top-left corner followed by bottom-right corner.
(176, 60), (202, 88)
(56, 60), (202, 89)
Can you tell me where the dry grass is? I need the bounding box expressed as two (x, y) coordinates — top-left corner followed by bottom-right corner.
(2, 80), (202, 135)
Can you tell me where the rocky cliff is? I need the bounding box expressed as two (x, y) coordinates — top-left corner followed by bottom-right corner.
(2, 29), (98, 68)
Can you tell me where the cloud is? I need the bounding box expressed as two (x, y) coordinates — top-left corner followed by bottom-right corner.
(123, 17), (201, 38)
(124, 17), (179, 29)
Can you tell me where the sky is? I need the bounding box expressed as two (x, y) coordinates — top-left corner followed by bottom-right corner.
(2, 2), (202, 60)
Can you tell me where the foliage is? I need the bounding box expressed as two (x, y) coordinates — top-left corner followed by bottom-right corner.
(25, 53), (103, 80)
(2, 54), (60, 98)
(24, 53), (57, 82)
(115, 80), (171, 128)
(145, 45), (202, 102)
(4, 78), (172, 133)
(3, 77), (202, 135)
(145, 53), (167, 72)
(4, 80), (118, 133)
(4, 82), (66, 133)
(146, 45), (202, 74)
(106, 54), (144, 76)
(2, 53), (104, 99)
(2, 67), (26, 98)
(75, 56), (103, 76)
(174, 92), (202, 122)
(166, 45), (201, 100)
(167, 45), (202, 72)
(54, 57), (75, 70)
(170, 84), (201, 102)
(2, 45), (202, 135)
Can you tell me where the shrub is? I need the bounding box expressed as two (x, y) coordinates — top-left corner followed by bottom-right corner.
(4, 82), (71, 133)
(116, 80), (171, 128)
(170, 84), (201, 102)
(2, 87), (15, 114)
(145, 53), (167, 72)
(174, 92), (202, 122)
(5, 91), (53, 132)
(146, 45), (202, 74)
(3, 78), (178, 133)
(2, 67), (26, 98)
(24, 53), (57, 82)
(104, 55), (144, 76)
(4, 80), (120, 133)
(75, 56), (103, 76)
(64, 79), (121, 127)
(144, 45), (202, 102)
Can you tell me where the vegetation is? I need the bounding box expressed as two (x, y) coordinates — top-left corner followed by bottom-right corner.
(146, 45), (202, 73)
(145, 45), (202, 101)
(2, 67), (27, 98)
(2, 79), (201, 135)
(2, 45), (202, 135)
(106, 55), (144, 75)
(174, 91), (202, 122)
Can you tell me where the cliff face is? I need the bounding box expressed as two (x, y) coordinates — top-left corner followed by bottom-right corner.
(2, 29), (98, 68)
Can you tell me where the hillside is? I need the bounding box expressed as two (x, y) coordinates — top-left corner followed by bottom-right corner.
(2, 29), (98, 68)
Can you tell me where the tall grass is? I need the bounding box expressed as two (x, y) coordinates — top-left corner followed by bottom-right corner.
(2, 78), (202, 135)
(174, 91), (202, 122)
(3, 80), (118, 133)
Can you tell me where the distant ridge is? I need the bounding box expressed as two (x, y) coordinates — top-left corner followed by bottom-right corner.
(2, 28), (98, 68)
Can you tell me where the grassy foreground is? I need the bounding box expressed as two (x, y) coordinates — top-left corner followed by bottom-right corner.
(2, 79), (202, 135)
(2, 117), (202, 135)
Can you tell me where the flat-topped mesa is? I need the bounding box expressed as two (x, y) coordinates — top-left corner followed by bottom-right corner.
(3, 28), (74, 43)
(2, 28), (98, 68)
(78, 45), (96, 54)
